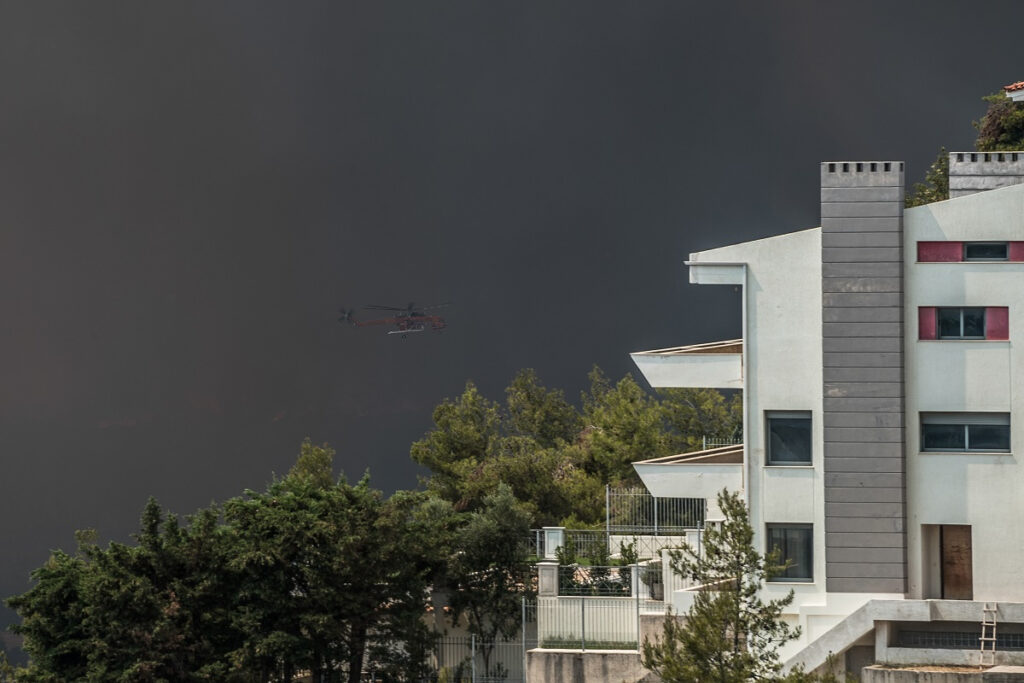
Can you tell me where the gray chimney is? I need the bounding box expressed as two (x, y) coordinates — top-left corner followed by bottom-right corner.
(948, 151), (1024, 198)
(820, 161), (907, 595)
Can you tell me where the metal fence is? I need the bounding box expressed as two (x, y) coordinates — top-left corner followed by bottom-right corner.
(702, 436), (743, 450)
(423, 600), (538, 683)
(606, 486), (705, 535)
(557, 565), (633, 596)
(528, 529), (691, 563)
(536, 596), (664, 651)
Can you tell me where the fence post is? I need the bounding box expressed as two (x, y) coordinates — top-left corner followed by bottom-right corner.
(522, 596), (527, 683)
(542, 527), (564, 560)
(537, 561), (558, 596)
(605, 484), (610, 537)
(653, 495), (659, 537)
(636, 574), (641, 652)
(471, 634), (476, 683)
(581, 598), (586, 652)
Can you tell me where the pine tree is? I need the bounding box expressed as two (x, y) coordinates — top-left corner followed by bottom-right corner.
(642, 489), (800, 683)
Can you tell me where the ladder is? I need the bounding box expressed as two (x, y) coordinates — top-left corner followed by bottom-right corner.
(980, 602), (998, 667)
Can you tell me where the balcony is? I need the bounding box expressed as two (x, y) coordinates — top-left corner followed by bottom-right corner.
(630, 339), (742, 389)
(632, 445), (743, 520)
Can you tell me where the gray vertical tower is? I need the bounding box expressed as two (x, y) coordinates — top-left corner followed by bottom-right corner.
(821, 161), (907, 594)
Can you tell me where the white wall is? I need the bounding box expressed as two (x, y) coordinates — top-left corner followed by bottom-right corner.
(904, 183), (1024, 601)
(690, 228), (825, 606)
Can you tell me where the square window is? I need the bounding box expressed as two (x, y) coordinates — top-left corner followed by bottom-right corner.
(921, 413), (1010, 453)
(964, 242), (1008, 261)
(766, 412), (812, 465)
(767, 524), (813, 581)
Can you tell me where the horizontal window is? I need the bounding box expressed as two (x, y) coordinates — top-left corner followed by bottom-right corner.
(766, 411), (811, 465)
(918, 241), (1024, 262)
(918, 306), (1008, 340)
(964, 242), (1008, 261)
(767, 524), (813, 581)
(921, 413), (1010, 452)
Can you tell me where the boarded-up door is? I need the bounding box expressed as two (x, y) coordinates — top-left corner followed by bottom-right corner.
(941, 525), (973, 600)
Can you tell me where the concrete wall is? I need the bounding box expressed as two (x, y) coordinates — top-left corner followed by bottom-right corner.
(904, 183), (1024, 602)
(820, 160), (907, 594)
(689, 228), (824, 606)
(862, 666), (1024, 682)
(948, 152), (1024, 199)
(525, 650), (657, 683)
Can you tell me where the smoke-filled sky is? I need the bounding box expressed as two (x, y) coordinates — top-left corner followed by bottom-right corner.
(2, 1), (1022, 650)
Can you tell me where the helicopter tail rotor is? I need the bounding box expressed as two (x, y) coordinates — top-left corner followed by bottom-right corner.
(338, 308), (356, 325)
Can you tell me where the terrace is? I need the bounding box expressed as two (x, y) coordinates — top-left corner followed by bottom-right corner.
(630, 338), (743, 389)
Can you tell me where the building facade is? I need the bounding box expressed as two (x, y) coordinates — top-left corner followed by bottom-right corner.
(630, 155), (1024, 671)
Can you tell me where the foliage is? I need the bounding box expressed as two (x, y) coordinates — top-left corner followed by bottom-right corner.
(7, 440), (453, 683)
(907, 88), (1024, 208)
(504, 368), (582, 447)
(410, 381), (502, 508)
(642, 489), (800, 683)
(411, 368), (741, 529)
(905, 147), (949, 208)
(443, 484), (532, 677)
(974, 90), (1024, 151)
(660, 388), (742, 453)
(580, 368), (673, 486)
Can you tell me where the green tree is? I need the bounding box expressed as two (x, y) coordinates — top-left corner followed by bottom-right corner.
(581, 367), (670, 485)
(905, 147), (949, 208)
(642, 489), (800, 683)
(226, 441), (447, 683)
(504, 368), (582, 448)
(9, 500), (243, 682)
(8, 440), (450, 683)
(412, 368), (739, 528)
(7, 550), (91, 681)
(410, 381), (502, 509)
(660, 388), (742, 452)
(975, 90), (1024, 151)
(445, 484), (532, 677)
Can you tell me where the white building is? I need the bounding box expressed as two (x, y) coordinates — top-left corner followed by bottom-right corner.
(630, 153), (1024, 672)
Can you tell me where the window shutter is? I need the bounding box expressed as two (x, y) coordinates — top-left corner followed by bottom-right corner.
(919, 307), (937, 339)
(1010, 242), (1024, 262)
(918, 241), (963, 262)
(986, 307), (1009, 340)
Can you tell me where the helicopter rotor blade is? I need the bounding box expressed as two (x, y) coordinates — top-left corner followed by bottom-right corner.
(365, 304), (406, 312)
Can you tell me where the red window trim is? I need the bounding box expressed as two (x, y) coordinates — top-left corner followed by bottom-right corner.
(918, 241), (1024, 262)
(918, 306), (1009, 340)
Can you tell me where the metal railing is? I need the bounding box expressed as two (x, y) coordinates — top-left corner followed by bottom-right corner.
(558, 565), (633, 597)
(420, 599), (537, 683)
(528, 528), (689, 563)
(606, 486), (705, 535)
(536, 596), (665, 651)
(702, 435), (743, 450)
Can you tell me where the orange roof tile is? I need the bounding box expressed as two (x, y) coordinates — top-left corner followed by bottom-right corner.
(1005, 81), (1024, 92)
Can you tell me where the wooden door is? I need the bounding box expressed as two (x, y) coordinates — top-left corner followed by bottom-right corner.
(941, 525), (973, 600)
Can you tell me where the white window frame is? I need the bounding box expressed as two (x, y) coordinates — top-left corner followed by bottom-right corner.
(920, 412), (1010, 453)
(766, 523), (813, 582)
(765, 411), (812, 466)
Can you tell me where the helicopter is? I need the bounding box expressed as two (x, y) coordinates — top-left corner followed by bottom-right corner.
(339, 302), (449, 337)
